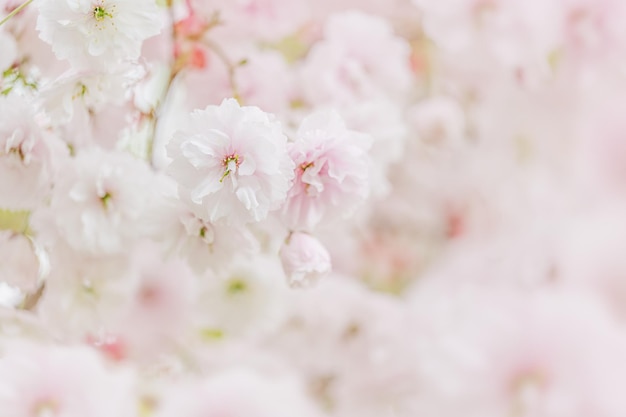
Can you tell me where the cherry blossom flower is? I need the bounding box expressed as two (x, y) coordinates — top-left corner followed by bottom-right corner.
(0, 343), (137, 417)
(36, 0), (163, 69)
(265, 278), (422, 417)
(3, 1), (626, 416)
(35, 247), (132, 340)
(169, 204), (259, 274)
(338, 99), (408, 196)
(166, 98), (295, 225)
(409, 285), (626, 417)
(31, 148), (160, 255)
(195, 255), (288, 338)
(0, 95), (62, 211)
(279, 232), (331, 288)
(282, 110), (371, 231)
(106, 243), (197, 361)
(39, 68), (131, 125)
(300, 10), (413, 106)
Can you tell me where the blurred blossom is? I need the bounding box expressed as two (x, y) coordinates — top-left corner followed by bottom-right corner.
(280, 232), (331, 288)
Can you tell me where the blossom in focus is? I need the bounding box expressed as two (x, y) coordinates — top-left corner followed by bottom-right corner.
(36, 0), (163, 69)
(280, 232), (331, 288)
(282, 110), (371, 231)
(166, 98), (295, 225)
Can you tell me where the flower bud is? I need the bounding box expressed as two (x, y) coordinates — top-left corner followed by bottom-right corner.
(279, 232), (331, 288)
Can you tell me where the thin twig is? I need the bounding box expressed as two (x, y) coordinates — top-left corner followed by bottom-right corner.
(146, 2), (180, 168)
(203, 38), (243, 103)
(0, 0), (34, 27)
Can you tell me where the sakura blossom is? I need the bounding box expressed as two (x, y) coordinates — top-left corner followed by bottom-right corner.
(299, 10), (414, 106)
(1, 0), (626, 416)
(0, 95), (61, 211)
(31, 148), (161, 255)
(166, 98), (294, 225)
(36, 0), (163, 70)
(0, 342), (137, 417)
(280, 231), (331, 288)
(282, 110), (371, 231)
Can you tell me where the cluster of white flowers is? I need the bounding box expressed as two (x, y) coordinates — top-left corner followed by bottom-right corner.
(2, 0), (626, 416)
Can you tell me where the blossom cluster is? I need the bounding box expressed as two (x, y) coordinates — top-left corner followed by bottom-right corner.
(1, 0), (626, 416)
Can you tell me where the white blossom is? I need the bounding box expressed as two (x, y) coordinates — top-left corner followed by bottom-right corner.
(36, 0), (163, 69)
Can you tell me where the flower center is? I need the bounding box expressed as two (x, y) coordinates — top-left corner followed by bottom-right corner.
(198, 224), (215, 244)
(93, 5), (112, 21)
(33, 398), (59, 417)
(100, 191), (113, 209)
(227, 278), (247, 295)
(300, 161), (314, 171)
(300, 161), (324, 197)
(220, 153), (241, 183)
(6, 145), (25, 161)
(510, 369), (546, 417)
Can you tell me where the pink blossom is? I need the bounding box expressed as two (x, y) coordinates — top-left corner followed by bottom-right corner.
(195, 255), (288, 337)
(280, 232), (331, 288)
(265, 278), (422, 417)
(338, 99), (408, 197)
(282, 110), (371, 231)
(409, 287), (626, 417)
(408, 96), (467, 147)
(0, 96), (62, 211)
(31, 148), (160, 255)
(0, 343), (137, 417)
(35, 247), (133, 339)
(155, 198), (260, 274)
(300, 10), (413, 106)
(107, 243), (197, 361)
(166, 98), (295, 225)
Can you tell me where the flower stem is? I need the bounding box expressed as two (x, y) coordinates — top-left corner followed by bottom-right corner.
(146, 4), (179, 169)
(0, 0), (34, 27)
